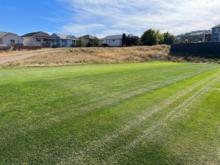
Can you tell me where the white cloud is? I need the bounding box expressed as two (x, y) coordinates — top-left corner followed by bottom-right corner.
(58, 0), (220, 37)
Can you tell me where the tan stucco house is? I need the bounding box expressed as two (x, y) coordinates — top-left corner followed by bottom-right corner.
(22, 31), (54, 47)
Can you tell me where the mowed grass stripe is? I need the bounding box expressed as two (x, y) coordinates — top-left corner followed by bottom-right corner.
(0, 63), (215, 149)
(0, 63), (211, 138)
(114, 74), (220, 165)
(0, 62), (220, 164)
(60, 69), (220, 164)
(104, 71), (220, 165)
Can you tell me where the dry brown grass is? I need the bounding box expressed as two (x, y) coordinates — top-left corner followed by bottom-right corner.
(1, 45), (172, 67)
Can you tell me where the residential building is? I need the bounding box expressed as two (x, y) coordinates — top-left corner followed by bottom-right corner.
(175, 30), (211, 43)
(52, 33), (78, 47)
(102, 35), (123, 47)
(22, 31), (54, 47)
(0, 32), (23, 47)
(212, 24), (220, 42)
(78, 35), (100, 47)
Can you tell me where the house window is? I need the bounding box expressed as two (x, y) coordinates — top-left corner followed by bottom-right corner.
(0, 38), (2, 44)
(10, 40), (15, 45)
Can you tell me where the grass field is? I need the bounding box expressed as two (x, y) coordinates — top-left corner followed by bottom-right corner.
(1, 62), (220, 164)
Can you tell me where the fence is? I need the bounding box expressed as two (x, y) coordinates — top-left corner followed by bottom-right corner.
(170, 42), (220, 58)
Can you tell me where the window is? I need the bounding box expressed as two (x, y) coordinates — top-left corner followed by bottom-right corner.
(0, 38), (2, 44)
(10, 40), (15, 44)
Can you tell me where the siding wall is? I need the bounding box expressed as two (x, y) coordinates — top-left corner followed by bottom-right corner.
(23, 37), (41, 47)
(1, 34), (23, 46)
(102, 39), (122, 47)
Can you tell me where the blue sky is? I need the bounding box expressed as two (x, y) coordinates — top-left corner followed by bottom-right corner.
(0, 0), (70, 35)
(1, 0), (220, 37)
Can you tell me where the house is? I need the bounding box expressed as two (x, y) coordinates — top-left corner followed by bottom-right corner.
(51, 33), (78, 47)
(0, 32), (23, 47)
(175, 30), (211, 43)
(212, 24), (220, 42)
(102, 35), (123, 47)
(22, 31), (54, 47)
(78, 35), (99, 47)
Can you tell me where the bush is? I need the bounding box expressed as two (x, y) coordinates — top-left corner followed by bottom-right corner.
(163, 32), (175, 45)
(141, 29), (161, 45)
(141, 29), (175, 46)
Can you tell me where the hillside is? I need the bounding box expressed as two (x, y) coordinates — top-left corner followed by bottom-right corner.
(0, 45), (171, 67)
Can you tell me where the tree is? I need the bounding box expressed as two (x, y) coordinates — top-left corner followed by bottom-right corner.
(126, 35), (140, 46)
(91, 38), (100, 47)
(141, 29), (159, 45)
(122, 33), (127, 46)
(163, 32), (175, 45)
(157, 31), (164, 44)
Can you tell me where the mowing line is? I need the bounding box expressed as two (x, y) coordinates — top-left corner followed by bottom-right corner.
(104, 71), (220, 165)
(48, 67), (211, 120)
(0, 67), (212, 150)
(59, 71), (220, 165)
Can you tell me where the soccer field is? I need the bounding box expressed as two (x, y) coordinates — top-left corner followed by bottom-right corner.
(1, 62), (220, 164)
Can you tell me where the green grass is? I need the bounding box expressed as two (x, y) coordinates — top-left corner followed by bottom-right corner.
(0, 62), (220, 164)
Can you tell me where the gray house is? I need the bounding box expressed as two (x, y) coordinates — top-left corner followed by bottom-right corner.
(0, 32), (23, 47)
(175, 30), (212, 43)
(212, 24), (220, 42)
(102, 35), (123, 47)
(52, 33), (78, 47)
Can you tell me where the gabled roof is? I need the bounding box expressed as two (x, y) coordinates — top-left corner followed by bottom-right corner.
(79, 35), (97, 40)
(0, 32), (20, 38)
(0, 32), (8, 38)
(52, 33), (77, 40)
(22, 31), (53, 39)
(102, 35), (123, 40)
(67, 35), (78, 40)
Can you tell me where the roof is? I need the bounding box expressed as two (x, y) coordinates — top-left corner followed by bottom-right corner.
(102, 35), (123, 40)
(0, 32), (8, 38)
(177, 30), (211, 37)
(22, 31), (53, 39)
(79, 35), (97, 40)
(0, 32), (20, 38)
(187, 30), (211, 36)
(67, 35), (78, 40)
(213, 24), (220, 28)
(52, 33), (77, 40)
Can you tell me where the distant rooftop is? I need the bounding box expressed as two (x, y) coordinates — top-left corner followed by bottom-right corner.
(52, 33), (77, 40)
(0, 32), (19, 38)
(22, 31), (52, 39)
(213, 24), (220, 28)
(177, 30), (211, 37)
(79, 35), (97, 40)
(0, 32), (8, 38)
(103, 35), (123, 40)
